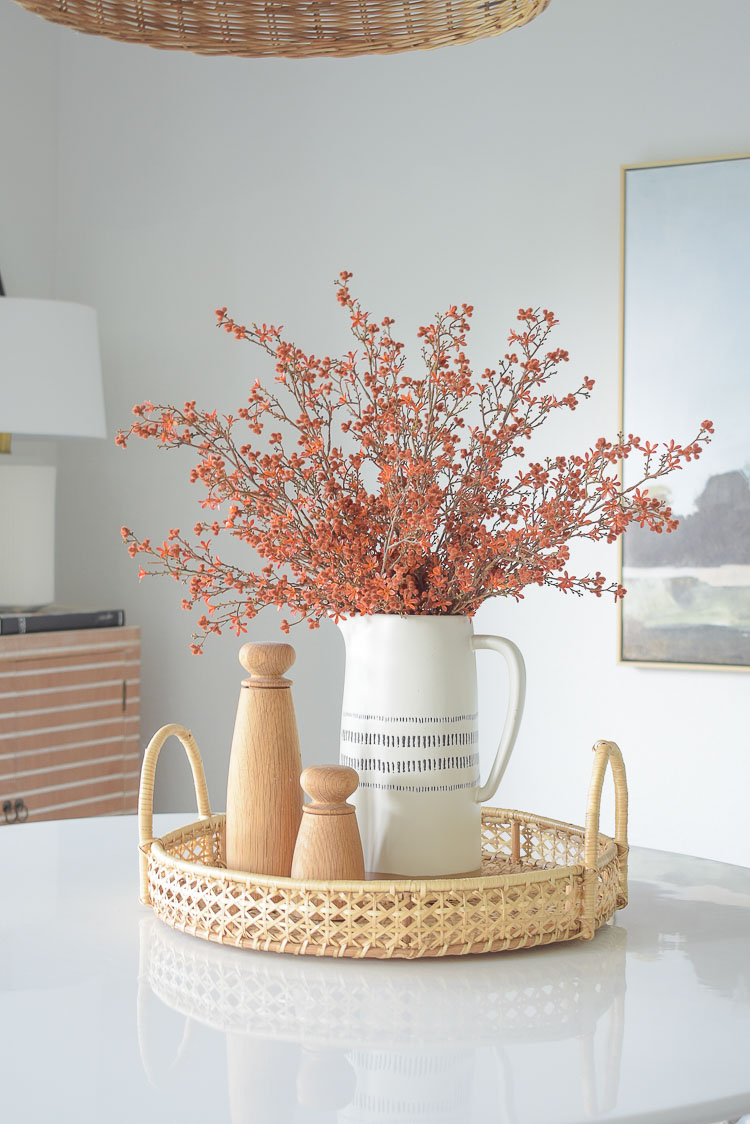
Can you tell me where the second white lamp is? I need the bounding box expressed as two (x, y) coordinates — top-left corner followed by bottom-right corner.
(0, 298), (106, 609)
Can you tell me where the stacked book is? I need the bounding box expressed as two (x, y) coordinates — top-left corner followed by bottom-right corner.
(0, 607), (126, 636)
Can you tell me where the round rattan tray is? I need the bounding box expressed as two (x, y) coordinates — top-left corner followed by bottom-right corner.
(138, 727), (628, 959)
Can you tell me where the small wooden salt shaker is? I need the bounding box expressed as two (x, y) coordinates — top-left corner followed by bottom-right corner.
(225, 642), (303, 877)
(291, 765), (365, 881)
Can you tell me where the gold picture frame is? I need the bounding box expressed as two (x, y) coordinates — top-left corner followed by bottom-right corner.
(619, 153), (750, 671)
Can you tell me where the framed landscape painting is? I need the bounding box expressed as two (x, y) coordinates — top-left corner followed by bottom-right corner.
(620, 154), (750, 669)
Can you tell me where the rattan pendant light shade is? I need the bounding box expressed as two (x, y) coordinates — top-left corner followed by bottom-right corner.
(14, 0), (551, 58)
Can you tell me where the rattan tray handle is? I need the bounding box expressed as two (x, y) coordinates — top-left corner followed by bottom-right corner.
(581, 740), (629, 937)
(138, 724), (212, 904)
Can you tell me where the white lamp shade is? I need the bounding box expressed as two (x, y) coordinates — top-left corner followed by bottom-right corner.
(0, 298), (106, 438)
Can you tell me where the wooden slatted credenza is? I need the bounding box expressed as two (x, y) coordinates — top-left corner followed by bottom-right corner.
(0, 626), (140, 824)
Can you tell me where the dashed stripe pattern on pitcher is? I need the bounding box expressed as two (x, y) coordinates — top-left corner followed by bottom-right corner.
(340, 711), (480, 794)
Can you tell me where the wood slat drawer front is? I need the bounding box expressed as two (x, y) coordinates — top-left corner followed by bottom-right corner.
(0, 771), (19, 797)
(4, 750), (142, 794)
(1, 733), (141, 775)
(20, 788), (139, 823)
(0, 626), (141, 824)
(1, 698), (127, 736)
(0, 656), (139, 687)
(0, 715), (139, 754)
(0, 678), (135, 715)
(15, 771), (138, 818)
(0, 627), (140, 663)
(0, 662), (140, 696)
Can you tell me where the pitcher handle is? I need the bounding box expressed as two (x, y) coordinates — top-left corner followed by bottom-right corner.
(471, 635), (526, 803)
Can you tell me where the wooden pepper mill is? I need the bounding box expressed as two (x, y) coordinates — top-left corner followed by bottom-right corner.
(225, 642), (303, 877)
(291, 765), (365, 881)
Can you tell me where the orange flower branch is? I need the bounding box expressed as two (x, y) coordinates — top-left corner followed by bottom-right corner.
(117, 272), (713, 649)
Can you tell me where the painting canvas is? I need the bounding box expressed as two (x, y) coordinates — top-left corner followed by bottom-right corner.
(620, 155), (750, 668)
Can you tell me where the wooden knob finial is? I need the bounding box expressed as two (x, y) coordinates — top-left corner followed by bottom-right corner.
(238, 642), (295, 688)
(301, 765), (359, 811)
(291, 764), (365, 880)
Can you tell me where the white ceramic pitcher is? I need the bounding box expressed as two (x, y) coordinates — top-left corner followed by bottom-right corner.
(338, 614), (526, 877)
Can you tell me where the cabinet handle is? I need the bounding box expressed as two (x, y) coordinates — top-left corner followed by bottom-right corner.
(2, 799), (17, 824)
(14, 799), (28, 823)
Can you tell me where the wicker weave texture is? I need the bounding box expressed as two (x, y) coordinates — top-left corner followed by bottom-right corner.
(138, 728), (628, 959)
(14, 0), (552, 58)
(143, 810), (622, 957)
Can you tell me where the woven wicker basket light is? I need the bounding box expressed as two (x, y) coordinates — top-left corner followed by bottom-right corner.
(14, 0), (552, 58)
(138, 726), (628, 959)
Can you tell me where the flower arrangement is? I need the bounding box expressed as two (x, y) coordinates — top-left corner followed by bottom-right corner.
(117, 272), (713, 651)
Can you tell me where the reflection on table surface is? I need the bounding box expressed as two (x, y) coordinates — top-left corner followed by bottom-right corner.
(138, 915), (627, 1123)
(134, 846), (750, 1124)
(2, 816), (749, 1124)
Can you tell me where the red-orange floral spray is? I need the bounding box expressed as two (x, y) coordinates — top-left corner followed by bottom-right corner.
(118, 273), (713, 651)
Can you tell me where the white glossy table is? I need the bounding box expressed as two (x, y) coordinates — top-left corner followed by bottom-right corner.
(1, 814), (749, 1124)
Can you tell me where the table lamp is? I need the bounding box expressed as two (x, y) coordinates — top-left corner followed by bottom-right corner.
(0, 297), (106, 610)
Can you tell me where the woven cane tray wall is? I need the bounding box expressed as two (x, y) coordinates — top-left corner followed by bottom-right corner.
(138, 729), (628, 959)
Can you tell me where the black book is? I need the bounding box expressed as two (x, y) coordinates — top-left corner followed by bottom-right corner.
(0, 607), (126, 636)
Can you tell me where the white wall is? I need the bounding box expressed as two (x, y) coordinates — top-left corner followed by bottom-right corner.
(0, 7), (61, 567)
(3, 0), (749, 864)
(0, 2), (58, 297)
